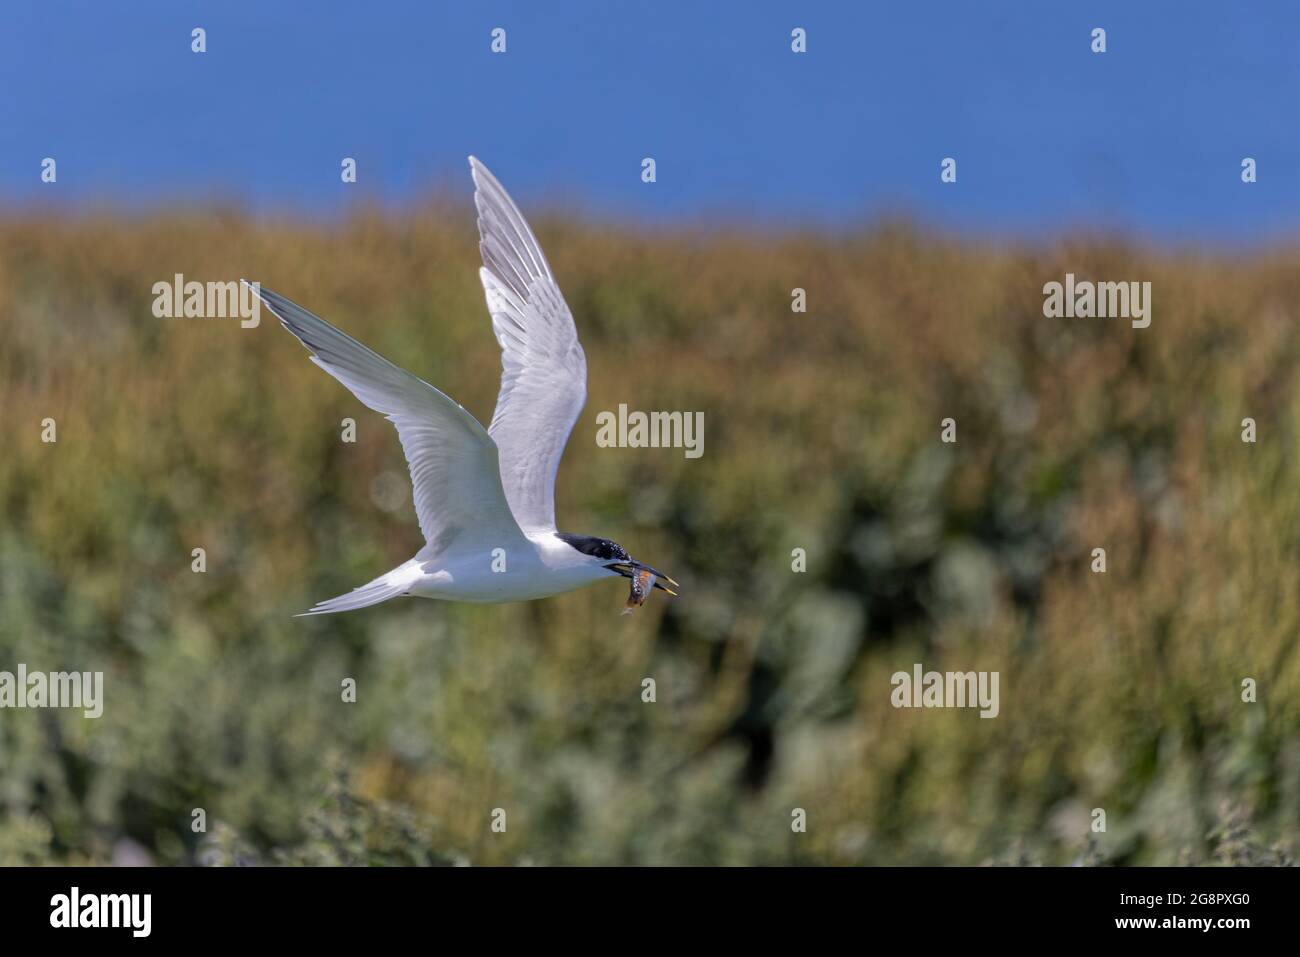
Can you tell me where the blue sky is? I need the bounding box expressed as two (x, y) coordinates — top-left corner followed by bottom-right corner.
(2, 1), (1297, 243)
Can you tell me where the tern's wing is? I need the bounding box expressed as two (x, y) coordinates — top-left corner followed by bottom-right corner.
(247, 282), (525, 556)
(470, 156), (588, 534)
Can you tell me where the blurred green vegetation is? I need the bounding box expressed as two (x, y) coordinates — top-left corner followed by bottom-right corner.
(1, 206), (1298, 865)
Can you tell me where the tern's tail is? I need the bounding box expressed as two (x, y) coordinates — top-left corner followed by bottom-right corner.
(295, 559), (424, 617)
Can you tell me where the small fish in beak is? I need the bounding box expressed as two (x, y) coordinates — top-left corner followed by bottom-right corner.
(606, 561), (679, 614)
(623, 567), (657, 614)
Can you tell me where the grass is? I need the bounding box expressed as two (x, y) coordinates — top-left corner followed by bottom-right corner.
(1, 205), (1298, 864)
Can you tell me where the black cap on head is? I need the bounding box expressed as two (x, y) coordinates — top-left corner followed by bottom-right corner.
(556, 533), (629, 562)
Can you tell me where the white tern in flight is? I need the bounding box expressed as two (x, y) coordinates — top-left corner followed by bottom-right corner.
(244, 158), (678, 615)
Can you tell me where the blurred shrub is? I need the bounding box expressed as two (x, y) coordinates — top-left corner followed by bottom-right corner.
(0, 207), (1297, 864)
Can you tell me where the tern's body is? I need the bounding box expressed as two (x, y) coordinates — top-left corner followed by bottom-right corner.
(248, 157), (676, 615)
(391, 533), (609, 604)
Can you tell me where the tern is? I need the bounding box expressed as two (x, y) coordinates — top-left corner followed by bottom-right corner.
(244, 157), (678, 615)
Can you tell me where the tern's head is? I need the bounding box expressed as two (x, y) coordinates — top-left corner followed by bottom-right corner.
(555, 533), (679, 597)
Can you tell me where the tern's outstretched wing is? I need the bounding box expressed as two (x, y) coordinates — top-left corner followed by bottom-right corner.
(470, 156), (588, 534)
(247, 282), (525, 557)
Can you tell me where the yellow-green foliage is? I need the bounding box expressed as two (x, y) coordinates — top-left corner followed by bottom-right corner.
(1, 207), (1297, 864)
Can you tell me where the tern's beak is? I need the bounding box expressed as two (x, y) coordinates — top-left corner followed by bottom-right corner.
(605, 561), (680, 596)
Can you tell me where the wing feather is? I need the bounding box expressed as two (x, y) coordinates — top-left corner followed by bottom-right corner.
(470, 157), (587, 533)
(247, 282), (524, 556)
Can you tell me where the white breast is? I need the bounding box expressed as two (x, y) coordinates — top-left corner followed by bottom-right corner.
(406, 532), (613, 603)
